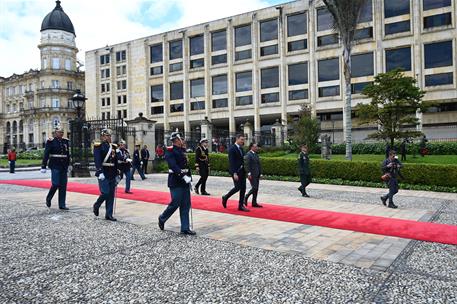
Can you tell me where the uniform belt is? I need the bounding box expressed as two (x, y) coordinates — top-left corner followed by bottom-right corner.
(168, 169), (189, 174)
(117, 160), (129, 164)
(102, 163), (115, 167)
(50, 154), (67, 158)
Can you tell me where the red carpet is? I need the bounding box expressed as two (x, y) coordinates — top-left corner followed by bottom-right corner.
(1, 179), (456, 245)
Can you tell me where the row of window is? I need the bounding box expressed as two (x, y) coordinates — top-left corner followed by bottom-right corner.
(100, 95), (128, 107)
(5, 81), (75, 96)
(42, 57), (73, 70)
(100, 110), (127, 120)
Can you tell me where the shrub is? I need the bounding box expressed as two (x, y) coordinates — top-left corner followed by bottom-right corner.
(330, 141), (457, 155)
(17, 150), (44, 160)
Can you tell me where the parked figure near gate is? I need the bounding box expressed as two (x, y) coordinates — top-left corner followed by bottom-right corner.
(381, 150), (403, 209)
(40, 127), (70, 210)
(158, 132), (196, 235)
(155, 144), (165, 159)
(298, 144), (311, 197)
(7, 148), (16, 173)
(131, 145), (146, 180)
(244, 142), (263, 208)
(93, 129), (121, 221)
(117, 140), (133, 194)
(419, 135), (428, 157)
(141, 145), (150, 174)
(222, 134), (249, 212)
(194, 138), (211, 195)
(400, 138), (408, 161)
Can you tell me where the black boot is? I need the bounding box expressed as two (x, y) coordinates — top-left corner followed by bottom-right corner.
(380, 196), (387, 206)
(194, 185), (200, 195)
(388, 202), (398, 209)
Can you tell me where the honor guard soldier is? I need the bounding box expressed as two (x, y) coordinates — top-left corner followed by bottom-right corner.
(41, 126), (71, 210)
(298, 145), (311, 197)
(194, 138), (211, 195)
(116, 140), (133, 194)
(158, 132), (196, 235)
(93, 129), (121, 221)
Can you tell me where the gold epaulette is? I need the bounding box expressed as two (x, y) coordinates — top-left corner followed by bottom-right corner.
(111, 143), (118, 148)
(94, 142), (101, 147)
(62, 137), (69, 140)
(47, 137), (54, 141)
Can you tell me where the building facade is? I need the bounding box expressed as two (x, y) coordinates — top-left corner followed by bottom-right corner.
(85, 0), (457, 144)
(0, 0), (84, 153)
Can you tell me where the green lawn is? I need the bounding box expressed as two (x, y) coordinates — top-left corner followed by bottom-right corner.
(260, 153), (457, 165)
(0, 159), (42, 168)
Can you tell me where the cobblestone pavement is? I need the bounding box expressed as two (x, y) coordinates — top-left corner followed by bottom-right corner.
(0, 173), (456, 303)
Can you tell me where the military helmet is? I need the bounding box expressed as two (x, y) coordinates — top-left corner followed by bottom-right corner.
(170, 132), (183, 141)
(54, 126), (64, 132)
(118, 139), (126, 145)
(101, 128), (112, 136)
(200, 138), (208, 144)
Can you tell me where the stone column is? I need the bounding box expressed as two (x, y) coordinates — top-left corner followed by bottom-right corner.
(162, 34), (170, 133)
(200, 117), (213, 152)
(182, 30), (191, 133)
(243, 120), (253, 146)
(126, 113), (157, 157)
(252, 13), (261, 134)
(271, 119), (283, 147)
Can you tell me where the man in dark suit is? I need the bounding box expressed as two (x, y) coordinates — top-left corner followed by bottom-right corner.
(131, 145), (146, 180)
(140, 145), (150, 174)
(244, 143), (262, 208)
(222, 134), (249, 212)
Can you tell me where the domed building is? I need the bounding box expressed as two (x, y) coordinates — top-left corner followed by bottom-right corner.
(0, 0), (84, 153)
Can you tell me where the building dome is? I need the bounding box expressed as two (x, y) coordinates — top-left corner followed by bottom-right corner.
(40, 1), (75, 36)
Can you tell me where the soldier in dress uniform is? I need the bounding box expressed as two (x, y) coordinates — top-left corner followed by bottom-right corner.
(298, 144), (311, 197)
(93, 129), (121, 221)
(194, 138), (211, 195)
(116, 140), (133, 194)
(158, 132), (196, 235)
(41, 126), (71, 210)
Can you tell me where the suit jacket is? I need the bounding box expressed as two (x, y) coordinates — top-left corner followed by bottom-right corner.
(298, 152), (310, 175)
(245, 150), (261, 178)
(140, 148), (150, 160)
(228, 144), (245, 176)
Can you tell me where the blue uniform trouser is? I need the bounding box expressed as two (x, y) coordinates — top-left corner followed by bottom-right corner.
(9, 161), (15, 173)
(159, 186), (191, 232)
(382, 177), (399, 204)
(94, 178), (116, 217)
(121, 169), (131, 191)
(131, 164), (146, 179)
(46, 168), (68, 208)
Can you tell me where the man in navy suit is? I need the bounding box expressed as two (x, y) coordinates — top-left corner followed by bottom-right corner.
(222, 134), (249, 212)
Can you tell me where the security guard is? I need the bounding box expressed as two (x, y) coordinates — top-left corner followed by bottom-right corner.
(298, 144), (311, 197)
(158, 132), (196, 235)
(41, 126), (71, 210)
(93, 129), (121, 221)
(116, 140), (133, 194)
(194, 138), (210, 195)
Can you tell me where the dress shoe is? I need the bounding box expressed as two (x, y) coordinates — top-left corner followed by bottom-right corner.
(59, 207), (69, 211)
(93, 204), (99, 217)
(158, 216), (164, 231)
(181, 230), (196, 235)
(125, 191), (133, 194)
(252, 203), (263, 208)
(298, 186), (303, 194)
(238, 206), (250, 212)
(194, 186), (200, 195)
(222, 196), (227, 208)
(388, 203), (398, 209)
(46, 200), (51, 208)
(380, 196), (387, 206)
(302, 193), (310, 198)
(201, 192), (211, 196)
(105, 216), (117, 221)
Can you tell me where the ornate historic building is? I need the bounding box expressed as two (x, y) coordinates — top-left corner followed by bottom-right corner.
(0, 0), (84, 153)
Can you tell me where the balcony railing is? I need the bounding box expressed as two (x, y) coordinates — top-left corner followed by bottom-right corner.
(36, 87), (77, 95)
(20, 105), (76, 115)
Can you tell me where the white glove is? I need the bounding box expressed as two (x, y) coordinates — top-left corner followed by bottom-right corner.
(183, 175), (192, 184)
(126, 158), (133, 163)
(140, 161), (144, 165)
(190, 182), (193, 192)
(98, 173), (106, 181)
(68, 165), (73, 172)
(115, 175), (121, 184)
(40, 168), (47, 174)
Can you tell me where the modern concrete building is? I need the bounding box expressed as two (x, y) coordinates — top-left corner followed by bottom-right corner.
(85, 0), (457, 145)
(0, 1), (84, 152)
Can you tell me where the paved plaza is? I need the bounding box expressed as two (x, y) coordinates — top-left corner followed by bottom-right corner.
(1, 172), (456, 303)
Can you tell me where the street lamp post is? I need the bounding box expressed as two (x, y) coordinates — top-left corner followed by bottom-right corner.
(70, 89), (90, 177)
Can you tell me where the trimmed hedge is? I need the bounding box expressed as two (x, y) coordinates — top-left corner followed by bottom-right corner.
(192, 153), (457, 188)
(330, 142), (457, 155)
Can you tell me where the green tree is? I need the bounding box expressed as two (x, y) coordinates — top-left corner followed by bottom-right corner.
(288, 105), (320, 152)
(358, 69), (429, 147)
(322, 0), (368, 161)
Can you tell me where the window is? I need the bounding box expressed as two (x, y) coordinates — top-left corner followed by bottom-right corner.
(318, 58), (339, 81)
(117, 80), (127, 90)
(106, 97), (111, 106)
(385, 21), (410, 35)
(170, 104), (184, 113)
(150, 44), (163, 63)
(190, 59), (204, 69)
(67, 81), (73, 90)
(42, 58), (48, 69)
(236, 96), (253, 106)
(117, 65), (127, 76)
(211, 54), (227, 65)
(260, 19), (278, 42)
(317, 7), (333, 31)
(211, 30), (227, 51)
(289, 89), (308, 100)
(235, 24), (251, 47)
(150, 66), (163, 75)
(169, 40), (183, 60)
(287, 12), (307, 37)
(117, 96), (122, 104)
(51, 98), (60, 108)
(425, 41), (453, 68)
(151, 85), (163, 102)
(151, 106), (164, 115)
(116, 50), (126, 62)
(358, 0), (373, 23)
(52, 58), (60, 69)
(425, 73), (453, 86)
(65, 59), (71, 70)
(288, 62), (308, 85)
(191, 101), (205, 111)
(261, 93), (279, 104)
(170, 82), (183, 100)
(106, 112), (111, 119)
(424, 13), (452, 28)
(288, 39), (307, 52)
(236, 71), (252, 92)
(123, 95), (127, 104)
(169, 62), (183, 72)
(261, 67), (279, 89)
(354, 27), (373, 40)
(190, 35), (204, 55)
(384, 0), (410, 18)
(101, 69), (110, 78)
(351, 52), (374, 77)
(317, 34), (339, 46)
(100, 54), (110, 65)
(351, 82), (372, 94)
(212, 75), (228, 95)
(212, 98), (228, 108)
(52, 80), (60, 88)
(386, 47), (411, 71)
(102, 98), (106, 106)
(423, 0), (451, 10)
(190, 78), (205, 98)
(260, 45), (278, 56)
(117, 110), (122, 119)
(235, 49), (252, 61)
(319, 85), (340, 97)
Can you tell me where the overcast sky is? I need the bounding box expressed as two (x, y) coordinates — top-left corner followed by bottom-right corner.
(0, 0), (287, 77)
